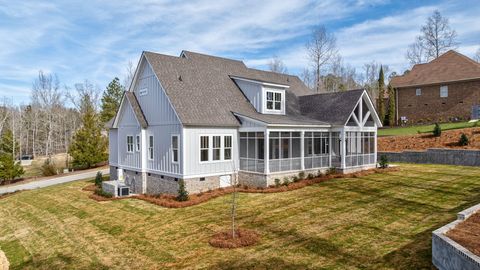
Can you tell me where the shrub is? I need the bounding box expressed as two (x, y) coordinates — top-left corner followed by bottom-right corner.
(292, 176), (300, 183)
(41, 159), (57, 176)
(298, 171), (305, 180)
(433, 123), (441, 137)
(94, 171), (103, 187)
(458, 133), (469, 146)
(274, 178), (281, 187)
(326, 167), (336, 175)
(379, 155), (389, 169)
(94, 188), (113, 198)
(307, 173), (314, 179)
(176, 180), (189, 201)
(283, 177), (290, 186)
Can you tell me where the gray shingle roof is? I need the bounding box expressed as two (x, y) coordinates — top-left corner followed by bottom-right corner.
(125, 91), (148, 128)
(299, 89), (364, 125)
(143, 50), (359, 127)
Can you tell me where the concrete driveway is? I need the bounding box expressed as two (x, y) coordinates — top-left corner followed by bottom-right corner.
(0, 168), (109, 195)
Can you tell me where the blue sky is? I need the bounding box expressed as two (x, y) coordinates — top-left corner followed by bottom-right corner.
(1, 0), (479, 104)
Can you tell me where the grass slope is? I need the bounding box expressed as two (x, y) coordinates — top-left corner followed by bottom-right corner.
(378, 121), (475, 137)
(0, 164), (479, 269)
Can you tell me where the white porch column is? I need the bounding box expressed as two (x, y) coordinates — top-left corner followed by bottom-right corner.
(341, 130), (346, 169)
(300, 131), (305, 170)
(328, 132), (332, 168)
(141, 128), (147, 194)
(374, 130), (378, 167)
(264, 130), (270, 174)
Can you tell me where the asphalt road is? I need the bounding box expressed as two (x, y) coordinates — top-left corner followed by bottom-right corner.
(0, 168), (109, 195)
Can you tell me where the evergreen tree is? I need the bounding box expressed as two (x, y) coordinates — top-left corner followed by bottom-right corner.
(176, 180), (189, 201)
(0, 129), (24, 183)
(377, 66), (385, 124)
(388, 84), (395, 127)
(100, 77), (124, 123)
(69, 94), (108, 169)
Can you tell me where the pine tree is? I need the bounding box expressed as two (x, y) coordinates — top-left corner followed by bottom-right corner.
(388, 84), (395, 126)
(377, 66), (385, 124)
(176, 180), (189, 201)
(0, 129), (24, 184)
(69, 94), (108, 169)
(100, 77), (124, 123)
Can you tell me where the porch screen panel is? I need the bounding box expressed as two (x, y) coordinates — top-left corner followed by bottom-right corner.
(345, 132), (375, 167)
(240, 132), (264, 173)
(304, 132), (330, 169)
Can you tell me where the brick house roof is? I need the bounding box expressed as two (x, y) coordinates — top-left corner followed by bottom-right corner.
(391, 50), (480, 88)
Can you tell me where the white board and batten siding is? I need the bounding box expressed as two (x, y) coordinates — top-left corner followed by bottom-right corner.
(133, 58), (183, 176)
(183, 127), (238, 178)
(116, 101), (141, 168)
(109, 129), (118, 165)
(234, 79), (263, 113)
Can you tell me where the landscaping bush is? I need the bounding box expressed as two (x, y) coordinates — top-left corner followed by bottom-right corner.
(326, 167), (336, 175)
(41, 159), (57, 176)
(283, 177), (290, 186)
(176, 180), (189, 201)
(94, 171), (103, 187)
(298, 171), (305, 180)
(292, 176), (300, 183)
(307, 173), (314, 179)
(274, 178), (281, 187)
(433, 123), (441, 137)
(379, 155), (389, 169)
(94, 188), (113, 198)
(458, 133), (469, 146)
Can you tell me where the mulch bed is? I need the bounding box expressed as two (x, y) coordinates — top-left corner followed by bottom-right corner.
(378, 127), (480, 152)
(209, 228), (260, 248)
(84, 167), (398, 208)
(447, 212), (480, 257)
(0, 191), (21, 200)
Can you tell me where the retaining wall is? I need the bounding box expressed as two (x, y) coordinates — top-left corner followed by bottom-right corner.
(379, 148), (480, 166)
(432, 204), (480, 270)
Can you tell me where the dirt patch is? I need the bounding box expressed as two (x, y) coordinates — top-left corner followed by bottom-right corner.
(378, 127), (480, 152)
(447, 212), (480, 257)
(86, 167), (398, 208)
(209, 229), (260, 248)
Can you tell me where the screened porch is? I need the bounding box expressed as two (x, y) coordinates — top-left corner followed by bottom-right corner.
(239, 130), (376, 174)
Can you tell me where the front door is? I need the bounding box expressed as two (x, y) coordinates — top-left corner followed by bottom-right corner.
(219, 175), (231, 188)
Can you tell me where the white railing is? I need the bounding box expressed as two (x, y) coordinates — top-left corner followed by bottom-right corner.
(345, 154), (376, 167)
(269, 158), (302, 172)
(240, 158), (265, 173)
(304, 155), (329, 169)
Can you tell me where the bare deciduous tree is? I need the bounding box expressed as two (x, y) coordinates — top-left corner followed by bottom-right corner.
(306, 25), (338, 93)
(299, 68), (315, 90)
(267, 56), (288, 74)
(406, 10), (458, 65)
(475, 47), (480, 63)
(123, 61), (136, 90)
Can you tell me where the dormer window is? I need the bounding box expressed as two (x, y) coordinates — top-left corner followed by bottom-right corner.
(266, 90), (282, 111)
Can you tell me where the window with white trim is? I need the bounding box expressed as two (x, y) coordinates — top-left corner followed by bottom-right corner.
(171, 135), (179, 163)
(212, 136), (221, 161)
(224, 136), (232, 160)
(148, 135), (154, 160)
(135, 135), (140, 152)
(126, 136), (134, 153)
(416, 88), (421, 96)
(440, 85), (448, 97)
(200, 136), (209, 162)
(266, 91), (282, 111)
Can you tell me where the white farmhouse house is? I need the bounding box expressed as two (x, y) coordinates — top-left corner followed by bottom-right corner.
(108, 50), (382, 195)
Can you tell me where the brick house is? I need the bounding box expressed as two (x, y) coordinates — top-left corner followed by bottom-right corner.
(390, 50), (480, 125)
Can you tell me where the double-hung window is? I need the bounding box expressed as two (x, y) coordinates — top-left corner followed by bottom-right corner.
(171, 135), (179, 163)
(148, 135), (154, 160)
(126, 136), (134, 153)
(212, 136), (221, 161)
(416, 88), (421, 96)
(440, 85), (448, 97)
(266, 91), (282, 111)
(224, 136), (232, 160)
(200, 136), (209, 162)
(135, 135), (140, 152)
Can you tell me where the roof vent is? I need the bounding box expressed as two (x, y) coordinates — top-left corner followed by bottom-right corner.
(178, 75), (182, 81)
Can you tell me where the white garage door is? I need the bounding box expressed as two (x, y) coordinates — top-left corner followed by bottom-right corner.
(219, 175), (231, 188)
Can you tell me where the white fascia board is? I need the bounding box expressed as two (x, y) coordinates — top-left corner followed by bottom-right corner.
(230, 76), (290, 89)
(233, 113), (330, 128)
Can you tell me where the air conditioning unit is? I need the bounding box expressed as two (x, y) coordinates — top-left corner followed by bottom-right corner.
(118, 186), (130, 197)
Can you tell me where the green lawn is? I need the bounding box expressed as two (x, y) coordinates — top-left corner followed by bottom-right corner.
(378, 121), (476, 136)
(1, 164), (479, 269)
